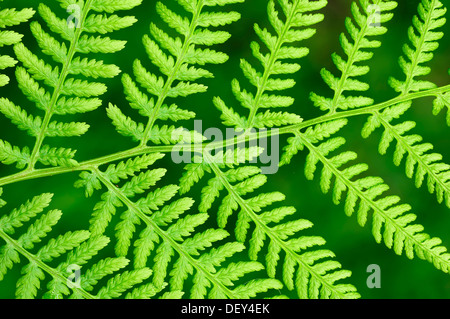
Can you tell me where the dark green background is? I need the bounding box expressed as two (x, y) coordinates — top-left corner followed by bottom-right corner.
(0, 0), (449, 299)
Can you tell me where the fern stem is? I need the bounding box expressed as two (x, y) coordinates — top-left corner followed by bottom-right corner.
(0, 229), (97, 299)
(205, 153), (352, 298)
(0, 84), (448, 188)
(93, 167), (239, 299)
(27, 0), (94, 170)
(139, 1), (204, 147)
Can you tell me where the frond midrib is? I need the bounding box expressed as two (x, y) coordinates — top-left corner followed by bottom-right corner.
(27, 0), (94, 170)
(0, 228), (96, 299)
(204, 153), (355, 299)
(139, 1), (204, 146)
(375, 111), (450, 198)
(301, 136), (450, 270)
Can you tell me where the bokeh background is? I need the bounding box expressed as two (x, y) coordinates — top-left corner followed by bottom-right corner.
(0, 0), (449, 299)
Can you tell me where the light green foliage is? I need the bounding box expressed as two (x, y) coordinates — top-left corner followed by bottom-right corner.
(0, 193), (163, 299)
(362, 0), (449, 207)
(75, 153), (283, 298)
(0, 0), (449, 300)
(433, 84), (450, 125)
(179, 0), (361, 298)
(362, 102), (450, 207)
(389, 0), (446, 94)
(181, 150), (360, 298)
(311, 0), (397, 113)
(108, 0), (241, 146)
(0, 3), (34, 86)
(0, 0), (141, 170)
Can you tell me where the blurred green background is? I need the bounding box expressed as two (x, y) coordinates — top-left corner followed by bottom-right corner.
(0, 0), (449, 299)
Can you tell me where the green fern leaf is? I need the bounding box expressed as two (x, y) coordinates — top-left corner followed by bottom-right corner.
(362, 1), (449, 207)
(75, 154), (283, 299)
(0, 1), (140, 171)
(311, 0), (397, 113)
(297, 122), (450, 273)
(180, 150), (360, 298)
(109, 0), (243, 147)
(0, 193), (160, 299)
(0, 0), (448, 301)
(281, 119), (348, 166)
(433, 90), (450, 126)
(0, 6), (35, 86)
(215, 0), (327, 130)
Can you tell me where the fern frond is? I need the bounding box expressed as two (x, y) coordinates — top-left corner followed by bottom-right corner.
(175, 1), (363, 298)
(292, 122), (450, 273)
(362, 0), (449, 207)
(215, 0), (329, 130)
(0, 0), (447, 301)
(433, 88), (450, 126)
(0, 193), (159, 299)
(0, 139), (30, 169)
(180, 150), (360, 299)
(431, 70), (450, 126)
(0, 1), (140, 171)
(75, 153), (283, 298)
(109, 0), (243, 147)
(75, 153), (165, 235)
(363, 103), (450, 207)
(281, 119), (348, 166)
(0, 5), (34, 86)
(389, 0), (446, 94)
(311, 0), (397, 113)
